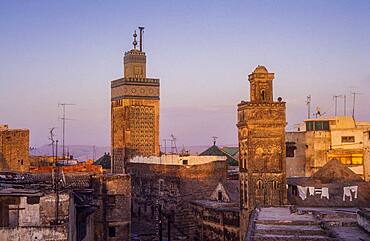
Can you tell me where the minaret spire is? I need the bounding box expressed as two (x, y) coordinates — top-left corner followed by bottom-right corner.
(133, 30), (138, 50)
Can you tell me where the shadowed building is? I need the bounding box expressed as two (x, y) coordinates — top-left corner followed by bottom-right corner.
(0, 124), (30, 172)
(237, 66), (287, 239)
(111, 27), (160, 173)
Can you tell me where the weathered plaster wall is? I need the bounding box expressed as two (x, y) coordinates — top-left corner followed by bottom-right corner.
(286, 132), (306, 177)
(0, 226), (68, 241)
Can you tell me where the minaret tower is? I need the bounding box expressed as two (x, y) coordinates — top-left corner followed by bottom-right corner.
(237, 66), (287, 239)
(111, 27), (160, 173)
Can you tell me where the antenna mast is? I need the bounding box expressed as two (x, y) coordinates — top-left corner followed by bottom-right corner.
(333, 95), (342, 116)
(170, 134), (178, 154)
(306, 95), (311, 119)
(212, 136), (218, 146)
(351, 92), (361, 119)
(58, 103), (75, 159)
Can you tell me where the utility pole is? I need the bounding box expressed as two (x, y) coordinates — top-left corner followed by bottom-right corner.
(343, 94), (347, 116)
(212, 136), (218, 146)
(158, 205), (163, 241)
(170, 134), (178, 154)
(306, 95), (311, 119)
(58, 103), (75, 159)
(351, 92), (361, 119)
(333, 95), (342, 116)
(162, 139), (170, 154)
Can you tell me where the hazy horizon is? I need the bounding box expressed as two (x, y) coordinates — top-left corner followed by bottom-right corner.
(1, 1), (369, 148)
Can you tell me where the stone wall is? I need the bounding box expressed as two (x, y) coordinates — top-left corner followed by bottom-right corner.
(0, 226), (68, 241)
(191, 203), (239, 241)
(93, 174), (131, 241)
(0, 128), (29, 172)
(128, 161), (227, 240)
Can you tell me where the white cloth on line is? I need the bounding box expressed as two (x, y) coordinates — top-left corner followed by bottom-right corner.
(297, 185), (307, 200)
(308, 186), (315, 196)
(343, 186), (353, 201)
(349, 186), (358, 199)
(321, 187), (329, 199)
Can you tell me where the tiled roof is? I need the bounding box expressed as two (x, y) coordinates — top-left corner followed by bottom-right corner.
(199, 145), (239, 166)
(94, 153), (111, 169)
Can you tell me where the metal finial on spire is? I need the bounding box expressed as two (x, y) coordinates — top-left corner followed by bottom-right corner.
(138, 26), (144, 51)
(133, 30), (138, 49)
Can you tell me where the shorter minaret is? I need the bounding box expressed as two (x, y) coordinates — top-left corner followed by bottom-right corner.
(237, 66), (287, 239)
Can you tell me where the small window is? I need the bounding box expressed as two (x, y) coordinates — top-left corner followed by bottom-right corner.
(341, 136), (355, 143)
(368, 131), (370, 140)
(256, 180), (263, 189)
(286, 142), (296, 157)
(158, 179), (164, 193)
(108, 226), (116, 237)
(182, 159), (188, 165)
(261, 90), (266, 101)
(272, 181), (279, 190)
(217, 191), (223, 201)
(108, 195), (115, 206)
(306, 121), (314, 131)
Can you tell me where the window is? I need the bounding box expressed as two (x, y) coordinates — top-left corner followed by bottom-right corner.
(217, 191), (223, 201)
(158, 179), (164, 194)
(272, 181), (279, 190)
(261, 90), (266, 101)
(286, 142), (296, 157)
(108, 226), (116, 237)
(306, 121), (330, 131)
(108, 195), (115, 206)
(256, 180), (263, 189)
(341, 136), (355, 143)
(329, 154), (363, 165)
(368, 131), (370, 140)
(182, 159), (188, 165)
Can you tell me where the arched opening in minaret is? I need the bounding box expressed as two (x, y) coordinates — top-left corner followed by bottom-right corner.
(261, 90), (266, 101)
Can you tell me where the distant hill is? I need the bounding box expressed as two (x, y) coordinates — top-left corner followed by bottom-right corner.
(30, 144), (237, 161)
(30, 145), (110, 161)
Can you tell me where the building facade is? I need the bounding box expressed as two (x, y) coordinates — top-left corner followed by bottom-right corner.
(111, 28), (160, 173)
(237, 66), (287, 239)
(0, 125), (30, 172)
(286, 116), (370, 180)
(127, 160), (228, 241)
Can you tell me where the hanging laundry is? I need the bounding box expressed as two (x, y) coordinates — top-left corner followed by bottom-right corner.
(297, 185), (307, 200)
(321, 187), (329, 199)
(349, 186), (358, 199)
(308, 186), (315, 196)
(314, 188), (322, 195)
(343, 186), (353, 201)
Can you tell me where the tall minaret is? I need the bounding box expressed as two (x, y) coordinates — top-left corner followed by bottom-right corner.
(111, 27), (160, 173)
(237, 66), (287, 239)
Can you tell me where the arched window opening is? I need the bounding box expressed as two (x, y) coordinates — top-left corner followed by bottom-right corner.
(261, 90), (266, 101)
(256, 180), (263, 189)
(272, 181), (279, 190)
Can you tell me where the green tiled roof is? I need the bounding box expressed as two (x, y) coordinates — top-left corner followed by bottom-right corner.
(93, 153), (111, 169)
(199, 145), (239, 166)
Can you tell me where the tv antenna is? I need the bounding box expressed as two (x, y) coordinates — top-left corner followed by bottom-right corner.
(212, 136), (218, 146)
(58, 103), (75, 159)
(333, 95), (343, 116)
(351, 92), (361, 119)
(170, 134), (178, 154)
(306, 95), (311, 119)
